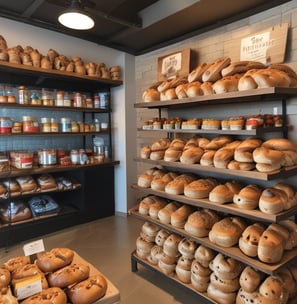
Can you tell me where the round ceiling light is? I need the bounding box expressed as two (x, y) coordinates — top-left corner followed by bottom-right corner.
(58, 10), (95, 30)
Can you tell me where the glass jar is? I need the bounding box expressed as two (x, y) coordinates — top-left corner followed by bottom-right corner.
(18, 86), (30, 104)
(60, 118), (71, 132)
(42, 88), (54, 106)
(40, 117), (51, 132)
(70, 149), (79, 165)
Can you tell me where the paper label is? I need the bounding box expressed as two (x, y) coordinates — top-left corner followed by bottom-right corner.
(23, 239), (45, 256)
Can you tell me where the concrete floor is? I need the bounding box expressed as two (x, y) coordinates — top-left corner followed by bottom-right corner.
(0, 215), (207, 304)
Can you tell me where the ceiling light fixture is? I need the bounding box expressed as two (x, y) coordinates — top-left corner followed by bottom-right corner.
(58, 0), (94, 30)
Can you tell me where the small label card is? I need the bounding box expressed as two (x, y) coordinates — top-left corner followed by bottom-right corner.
(23, 239), (45, 256)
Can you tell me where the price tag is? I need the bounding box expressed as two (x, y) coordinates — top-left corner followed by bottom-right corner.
(23, 239), (45, 256)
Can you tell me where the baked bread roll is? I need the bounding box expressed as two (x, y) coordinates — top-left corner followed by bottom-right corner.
(151, 172), (179, 191)
(209, 217), (247, 247)
(262, 138), (297, 151)
(209, 181), (243, 204)
(175, 83), (188, 99)
(227, 160), (255, 171)
(141, 221), (160, 242)
(21, 287), (67, 304)
(179, 146), (204, 164)
(259, 187), (288, 214)
(213, 147), (235, 168)
(47, 263), (90, 288)
(4, 256), (30, 273)
(212, 73), (242, 94)
(163, 233), (183, 258)
(188, 62), (209, 82)
(207, 282), (237, 304)
(138, 195), (157, 215)
(200, 150), (216, 166)
(274, 182), (297, 209)
(67, 274), (108, 304)
(209, 272), (240, 293)
(234, 138), (263, 162)
(158, 252), (178, 275)
(184, 209), (220, 237)
(178, 238), (197, 259)
(149, 150), (165, 160)
(252, 68), (291, 88)
(239, 266), (265, 293)
(200, 81), (214, 95)
(165, 173), (196, 195)
(279, 219), (297, 249)
(268, 63), (297, 87)
(36, 247), (74, 273)
(256, 162), (282, 172)
(185, 81), (203, 97)
(151, 138), (171, 151)
(164, 147), (183, 162)
(204, 135), (233, 150)
(209, 253), (243, 280)
(258, 228), (284, 263)
(175, 256), (193, 283)
(238, 223), (265, 257)
(233, 184), (262, 210)
(202, 57), (231, 82)
(190, 259), (211, 292)
(253, 146), (284, 165)
(148, 196), (168, 219)
(136, 236), (154, 259)
(155, 229), (170, 247)
(0, 266), (11, 289)
(221, 60), (266, 77)
(147, 244), (163, 265)
(157, 201), (180, 224)
(194, 245), (216, 267)
(184, 178), (218, 199)
(258, 276), (289, 303)
(142, 88), (160, 102)
(170, 204), (195, 228)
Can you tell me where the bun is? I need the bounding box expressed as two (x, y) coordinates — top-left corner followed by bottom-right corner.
(141, 222), (159, 242)
(213, 147), (235, 168)
(258, 276), (289, 303)
(151, 138), (171, 151)
(239, 223), (265, 257)
(207, 283), (236, 304)
(175, 256), (192, 283)
(185, 82), (203, 97)
(200, 150), (216, 166)
(194, 245), (216, 267)
(190, 260), (211, 292)
(151, 172), (178, 191)
(4, 256), (30, 273)
(140, 146), (151, 159)
(36, 247), (74, 273)
(205, 135), (233, 150)
(221, 61), (266, 77)
(212, 73), (242, 94)
(202, 57), (231, 82)
(142, 88), (160, 102)
(67, 274), (108, 304)
(180, 146), (204, 164)
(165, 174), (196, 195)
(155, 229), (170, 247)
(209, 217), (247, 247)
(262, 138), (297, 151)
(259, 187), (288, 214)
(184, 178), (218, 199)
(233, 184), (262, 210)
(0, 266), (11, 289)
(253, 146), (284, 164)
(209, 181), (243, 204)
(163, 233), (183, 258)
(21, 287), (67, 304)
(47, 263), (90, 288)
(188, 63), (209, 82)
(178, 238), (197, 259)
(148, 197), (167, 219)
(209, 272), (240, 293)
(184, 209), (220, 237)
(170, 204), (195, 228)
(227, 160), (255, 171)
(157, 202), (180, 224)
(239, 266), (265, 293)
(200, 81), (214, 95)
(256, 162), (281, 172)
(136, 236), (154, 259)
(234, 138), (263, 162)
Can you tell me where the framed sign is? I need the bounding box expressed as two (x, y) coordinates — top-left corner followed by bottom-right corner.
(158, 48), (190, 81)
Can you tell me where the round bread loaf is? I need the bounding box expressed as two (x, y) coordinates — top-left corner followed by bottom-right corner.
(170, 204), (195, 228)
(200, 150), (216, 166)
(163, 233), (183, 258)
(138, 195), (157, 215)
(253, 146), (284, 164)
(177, 238), (197, 259)
(194, 245), (216, 267)
(267, 223), (291, 250)
(184, 178), (218, 199)
(47, 263), (90, 288)
(191, 268), (210, 292)
(184, 209), (220, 237)
(281, 150), (297, 166)
(140, 145), (151, 159)
(209, 181), (242, 205)
(213, 147), (235, 168)
(148, 197), (168, 219)
(175, 83), (188, 99)
(200, 81), (214, 95)
(258, 276), (289, 303)
(262, 138), (297, 151)
(36, 247), (74, 273)
(136, 236), (154, 259)
(157, 201), (180, 224)
(180, 146), (204, 164)
(209, 253), (243, 280)
(279, 219), (297, 249)
(151, 138), (171, 151)
(227, 160), (255, 171)
(185, 81), (203, 97)
(147, 245), (163, 265)
(175, 256), (192, 283)
(149, 150), (165, 160)
(256, 162), (282, 172)
(234, 138), (263, 162)
(151, 172), (179, 191)
(165, 174), (196, 195)
(164, 147), (183, 162)
(67, 274), (108, 304)
(21, 287), (67, 304)
(209, 272), (240, 293)
(252, 68), (291, 88)
(0, 266), (11, 289)
(236, 288), (262, 304)
(188, 62), (209, 82)
(4, 256), (30, 273)
(207, 283), (237, 304)
(212, 73), (242, 94)
(259, 187), (287, 214)
(233, 184), (262, 210)
(239, 266), (265, 293)
(141, 222), (159, 242)
(202, 57), (231, 82)
(155, 229), (170, 247)
(158, 252), (178, 275)
(238, 223), (265, 257)
(221, 60), (266, 77)
(258, 228), (284, 263)
(205, 135), (233, 150)
(238, 70), (258, 91)
(209, 217), (247, 247)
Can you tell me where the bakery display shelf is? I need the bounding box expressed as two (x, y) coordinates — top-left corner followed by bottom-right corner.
(131, 184), (296, 223)
(131, 251), (216, 304)
(3, 161), (120, 178)
(137, 126), (286, 136)
(0, 61), (123, 91)
(134, 157), (297, 181)
(129, 208), (297, 275)
(134, 87), (297, 109)
(0, 130), (109, 137)
(0, 102), (110, 113)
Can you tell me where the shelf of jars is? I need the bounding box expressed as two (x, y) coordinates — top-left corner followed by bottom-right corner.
(128, 206), (297, 275)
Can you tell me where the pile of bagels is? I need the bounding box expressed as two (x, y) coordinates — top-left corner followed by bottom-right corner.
(135, 220), (297, 304)
(142, 58), (297, 102)
(0, 247), (108, 304)
(137, 167), (297, 214)
(135, 195), (297, 264)
(140, 136), (297, 173)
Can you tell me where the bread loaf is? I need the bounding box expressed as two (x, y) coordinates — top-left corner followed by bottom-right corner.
(188, 63), (209, 82)
(259, 187), (288, 214)
(158, 202), (180, 224)
(148, 197), (168, 219)
(21, 287), (67, 304)
(155, 229), (170, 247)
(4, 256), (30, 273)
(170, 204), (195, 228)
(258, 276), (289, 303)
(194, 245), (216, 267)
(200, 150), (216, 166)
(239, 266), (265, 293)
(175, 256), (192, 283)
(212, 73), (242, 94)
(141, 222), (159, 242)
(179, 146), (204, 164)
(209, 217), (247, 247)
(202, 57), (231, 82)
(234, 138), (263, 162)
(177, 238), (197, 259)
(163, 233), (183, 258)
(221, 60), (266, 77)
(136, 236), (154, 259)
(213, 147), (235, 168)
(36, 247), (74, 273)
(151, 172), (179, 191)
(190, 259), (211, 292)
(184, 178), (218, 199)
(233, 184), (262, 210)
(209, 181), (243, 204)
(0, 266), (11, 289)
(67, 274), (108, 304)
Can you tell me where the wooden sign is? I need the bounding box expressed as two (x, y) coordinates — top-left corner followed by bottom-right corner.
(158, 48), (190, 81)
(240, 23), (288, 64)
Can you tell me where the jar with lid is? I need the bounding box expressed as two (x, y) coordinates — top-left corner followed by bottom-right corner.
(71, 121), (79, 132)
(70, 149), (79, 165)
(0, 117), (12, 133)
(40, 117), (51, 132)
(63, 92), (72, 107)
(60, 118), (71, 132)
(41, 88), (54, 106)
(18, 86), (30, 104)
(22, 116), (39, 132)
(79, 149), (88, 165)
(51, 118), (59, 132)
(73, 92), (82, 107)
(6, 85), (16, 103)
(99, 91), (110, 109)
(55, 91), (64, 107)
(0, 84), (6, 103)
(94, 119), (100, 132)
(30, 90), (42, 105)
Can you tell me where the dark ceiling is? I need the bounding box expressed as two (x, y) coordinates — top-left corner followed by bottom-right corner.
(0, 0), (292, 55)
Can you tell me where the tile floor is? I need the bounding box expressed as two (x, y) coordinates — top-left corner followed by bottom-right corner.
(0, 215), (208, 304)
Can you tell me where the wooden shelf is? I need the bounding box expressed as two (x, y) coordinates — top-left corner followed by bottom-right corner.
(134, 87), (297, 109)
(129, 208), (297, 275)
(134, 157), (297, 181)
(131, 184), (297, 223)
(0, 131), (109, 137)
